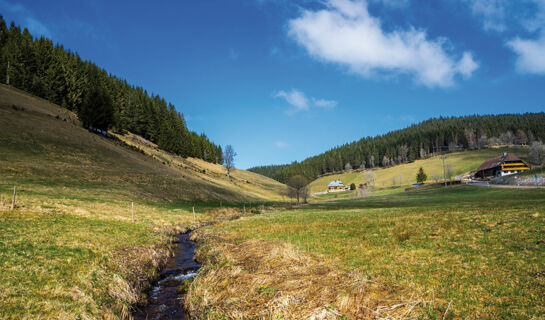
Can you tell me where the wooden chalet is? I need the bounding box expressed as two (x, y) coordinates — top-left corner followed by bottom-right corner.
(474, 153), (530, 179)
(327, 180), (347, 192)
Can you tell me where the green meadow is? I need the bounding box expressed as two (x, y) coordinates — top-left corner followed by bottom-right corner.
(206, 186), (545, 318)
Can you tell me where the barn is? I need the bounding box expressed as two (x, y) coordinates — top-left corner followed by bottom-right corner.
(474, 153), (530, 179)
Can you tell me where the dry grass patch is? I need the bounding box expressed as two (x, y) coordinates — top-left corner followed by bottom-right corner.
(186, 229), (427, 319)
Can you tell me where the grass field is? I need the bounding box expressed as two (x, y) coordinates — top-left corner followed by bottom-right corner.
(0, 84), (281, 319)
(190, 186), (545, 319)
(309, 147), (530, 196)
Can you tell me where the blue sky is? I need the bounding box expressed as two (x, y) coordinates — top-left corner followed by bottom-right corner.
(1, 0), (545, 169)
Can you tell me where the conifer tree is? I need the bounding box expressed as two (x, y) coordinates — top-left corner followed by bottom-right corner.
(416, 167), (427, 184)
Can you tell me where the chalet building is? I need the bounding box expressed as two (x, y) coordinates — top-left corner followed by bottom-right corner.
(327, 180), (347, 192)
(474, 153), (530, 178)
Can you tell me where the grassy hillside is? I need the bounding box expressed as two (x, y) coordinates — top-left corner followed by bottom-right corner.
(189, 186), (545, 319)
(114, 132), (286, 202)
(0, 84), (283, 319)
(0, 84), (285, 204)
(309, 147), (529, 196)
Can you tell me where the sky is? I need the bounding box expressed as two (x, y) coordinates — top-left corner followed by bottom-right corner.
(1, 0), (545, 169)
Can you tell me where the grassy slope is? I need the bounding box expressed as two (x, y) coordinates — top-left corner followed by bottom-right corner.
(194, 186), (545, 319)
(0, 84), (282, 319)
(309, 147), (530, 196)
(114, 132), (286, 202)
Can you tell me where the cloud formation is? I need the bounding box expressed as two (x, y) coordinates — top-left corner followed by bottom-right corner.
(275, 89), (337, 115)
(312, 98), (338, 108)
(507, 34), (545, 74)
(287, 0), (478, 87)
(468, 0), (507, 32)
(464, 0), (545, 75)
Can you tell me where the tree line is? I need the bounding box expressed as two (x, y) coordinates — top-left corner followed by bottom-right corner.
(0, 17), (223, 163)
(249, 113), (545, 183)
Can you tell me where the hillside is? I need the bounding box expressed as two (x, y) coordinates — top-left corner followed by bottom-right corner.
(0, 19), (222, 162)
(0, 83), (285, 204)
(250, 113), (545, 183)
(308, 147), (529, 197)
(0, 84), (286, 319)
(112, 132), (286, 201)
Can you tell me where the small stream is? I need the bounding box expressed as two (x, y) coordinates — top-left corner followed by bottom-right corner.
(133, 232), (200, 320)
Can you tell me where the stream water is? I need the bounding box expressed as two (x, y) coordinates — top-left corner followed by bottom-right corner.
(133, 232), (200, 320)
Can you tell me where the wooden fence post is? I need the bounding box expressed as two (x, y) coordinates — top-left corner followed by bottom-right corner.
(131, 202), (134, 222)
(11, 186), (16, 210)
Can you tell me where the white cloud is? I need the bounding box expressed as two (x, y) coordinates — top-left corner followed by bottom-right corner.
(471, 0), (545, 75)
(287, 0), (478, 87)
(507, 33), (545, 74)
(312, 98), (338, 108)
(274, 141), (290, 148)
(275, 89), (310, 114)
(457, 52), (479, 78)
(275, 89), (338, 115)
(468, 0), (506, 32)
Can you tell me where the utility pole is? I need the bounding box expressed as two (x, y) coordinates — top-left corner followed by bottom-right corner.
(6, 61), (10, 85)
(433, 146), (448, 187)
(442, 154), (447, 186)
(11, 186), (16, 210)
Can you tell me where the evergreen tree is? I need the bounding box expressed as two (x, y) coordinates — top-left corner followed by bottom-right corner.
(416, 167), (427, 184)
(79, 86), (114, 130)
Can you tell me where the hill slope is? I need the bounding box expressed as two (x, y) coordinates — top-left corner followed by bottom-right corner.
(0, 83), (285, 204)
(308, 147), (529, 197)
(0, 84), (285, 319)
(250, 113), (545, 183)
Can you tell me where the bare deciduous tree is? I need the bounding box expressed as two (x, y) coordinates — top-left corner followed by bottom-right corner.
(500, 130), (515, 145)
(528, 142), (545, 168)
(420, 147), (427, 159)
(515, 129), (528, 145)
(398, 144), (409, 163)
(223, 145), (237, 178)
(363, 171), (376, 192)
(446, 163), (454, 179)
(287, 175), (309, 204)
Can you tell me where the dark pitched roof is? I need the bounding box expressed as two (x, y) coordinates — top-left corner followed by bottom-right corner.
(476, 153), (523, 172)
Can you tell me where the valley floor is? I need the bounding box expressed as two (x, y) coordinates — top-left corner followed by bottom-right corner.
(187, 186), (545, 319)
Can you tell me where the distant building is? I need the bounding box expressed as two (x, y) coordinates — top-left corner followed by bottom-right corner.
(327, 180), (347, 192)
(474, 153), (530, 178)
